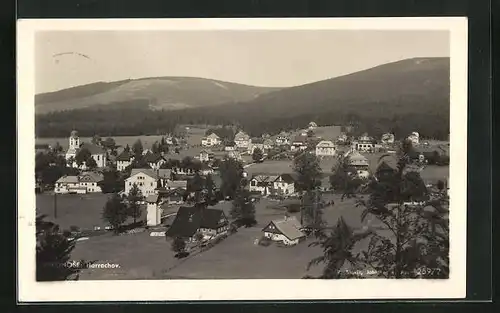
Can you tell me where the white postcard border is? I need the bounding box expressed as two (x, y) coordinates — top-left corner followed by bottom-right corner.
(17, 17), (468, 302)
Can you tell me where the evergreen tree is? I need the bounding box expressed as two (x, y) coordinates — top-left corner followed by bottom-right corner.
(219, 157), (244, 200)
(132, 139), (143, 158)
(36, 215), (82, 281)
(252, 147), (264, 163)
(127, 184), (144, 224)
(171, 237), (187, 257)
(102, 194), (128, 234)
(230, 189), (257, 227)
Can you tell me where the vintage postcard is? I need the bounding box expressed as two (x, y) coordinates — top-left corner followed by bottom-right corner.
(17, 17), (467, 302)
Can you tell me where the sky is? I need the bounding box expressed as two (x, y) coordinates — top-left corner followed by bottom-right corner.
(35, 30), (449, 94)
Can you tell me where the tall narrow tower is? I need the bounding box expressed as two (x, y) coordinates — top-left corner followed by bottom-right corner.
(69, 130), (80, 150)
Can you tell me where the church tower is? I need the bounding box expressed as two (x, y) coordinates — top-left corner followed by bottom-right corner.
(69, 130), (80, 150)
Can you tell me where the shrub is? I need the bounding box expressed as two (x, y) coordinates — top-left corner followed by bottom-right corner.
(258, 236), (273, 247)
(286, 203), (301, 213)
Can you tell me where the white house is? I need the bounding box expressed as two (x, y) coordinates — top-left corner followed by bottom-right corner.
(352, 133), (375, 152)
(64, 130), (107, 168)
(308, 121), (318, 130)
(249, 174), (278, 195)
(224, 143), (236, 151)
(116, 150), (134, 171)
(263, 138), (274, 150)
(315, 140), (336, 157)
(226, 150), (242, 161)
(125, 168), (161, 196)
(337, 133), (348, 144)
(201, 133), (221, 147)
(199, 149), (214, 162)
(234, 131), (251, 149)
(407, 132), (420, 145)
(272, 174), (296, 196)
(262, 216), (305, 246)
(275, 132), (290, 146)
(54, 172), (104, 194)
(54, 176), (85, 194)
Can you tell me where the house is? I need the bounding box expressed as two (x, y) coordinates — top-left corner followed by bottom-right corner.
(346, 151), (370, 178)
(291, 135), (308, 151)
(201, 133), (221, 147)
(165, 180), (188, 191)
(275, 132), (290, 146)
(407, 132), (420, 145)
(165, 135), (174, 145)
(125, 168), (164, 196)
(308, 121), (318, 130)
(157, 187), (186, 205)
(224, 142), (236, 151)
(146, 194), (163, 226)
(248, 138), (265, 154)
(172, 166), (196, 176)
(234, 131), (251, 149)
(337, 133), (348, 144)
(315, 140), (336, 157)
(144, 152), (166, 170)
(115, 150), (134, 171)
(262, 216), (306, 246)
(272, 174), (296, 196)
(299, 129), (309, 137)
(64, 130), (107, 168)
(249, 174), (279, 195)
(381, 133), (395, 144)
(78, 171), (104, 193)
(352, 133), (375, 152)
(199, 149), (214, 162)
(165, 206), (229, 241)
(54, 175), (85, 194)
(263, 138), (274, 150)
(54, 171), (104, 194)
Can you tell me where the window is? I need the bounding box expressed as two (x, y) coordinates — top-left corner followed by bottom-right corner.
(97, 155), (100, 161)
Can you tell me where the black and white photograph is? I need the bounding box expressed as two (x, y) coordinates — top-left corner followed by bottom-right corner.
(18, 18), (467, 301)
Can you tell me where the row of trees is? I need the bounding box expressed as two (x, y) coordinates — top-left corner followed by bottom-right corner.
(101, 184), (144, 233)
(36, 105), (450, 141)
(299, 140), (449, 279)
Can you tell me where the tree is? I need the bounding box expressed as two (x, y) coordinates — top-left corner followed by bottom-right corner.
(124, 144), (131, 152)
(230, 189), (257, 227)
(307, 140), (449, 279)
(219, 157), (244, 200)
(205, 174), (216, 204)
(52, 142), (63, 153)
(75, 148), (92, 166)
(132, 139), (143, 158)
(187, 173), (206, 204)
(252, 147), (264, 163)
(36, 215), (82, 281)
(102, 194), (128, 234)
(127, 184), (144, 224)
(293, 152), (323, 230)
(151, 141), (160, 154)
(329, 156), (363, 198)
(171, 237), (187, 256)
(86, 156), (98, 169)
(99, 169), (123, 193)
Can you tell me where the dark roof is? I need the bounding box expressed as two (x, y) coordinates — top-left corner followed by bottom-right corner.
(251, 137), (264, 144)
(116, 150), (133, 161)
(166, 206), (228, 238)
(278, 173), (297, 184)
(79, 143), (106, 155)
(145, 153), (164, 163)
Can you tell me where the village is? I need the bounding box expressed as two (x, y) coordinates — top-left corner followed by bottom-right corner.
(35, 121), (450, 279)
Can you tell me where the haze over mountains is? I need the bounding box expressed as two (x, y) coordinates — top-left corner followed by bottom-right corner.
(35, 57), (450, 139)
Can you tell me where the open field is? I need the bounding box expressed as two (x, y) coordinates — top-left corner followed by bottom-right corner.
(36, 193), (180, 231)
(69, 194), (384, 280)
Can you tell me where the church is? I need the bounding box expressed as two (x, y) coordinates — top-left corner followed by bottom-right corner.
(65, 130), (107, 168)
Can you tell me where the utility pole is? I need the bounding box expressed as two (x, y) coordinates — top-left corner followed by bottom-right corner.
(54, 192), (58, 219)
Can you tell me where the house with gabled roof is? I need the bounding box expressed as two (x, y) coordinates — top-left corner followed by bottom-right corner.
(199, 149), (214, 162)
(125, 168), (164, 196)
(116, 150), (134, 171)
(234, 131), (251, 149)
(166, 206), (229, 241)
(315, 140), (336, 157)
(275, 131), (290, 146)
(248, 137), (265, 154)
(291, 135), (308, 151)
(262, 216), (305, 246)
(144, 152), (166, 170)
(54, 171), (104, 194)
(249, 174), (279, 195)
(272, 173), (297, 196)
(201, 133), (221, 147)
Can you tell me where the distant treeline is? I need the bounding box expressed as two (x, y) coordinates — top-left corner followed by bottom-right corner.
(35, 106), (449, 140)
